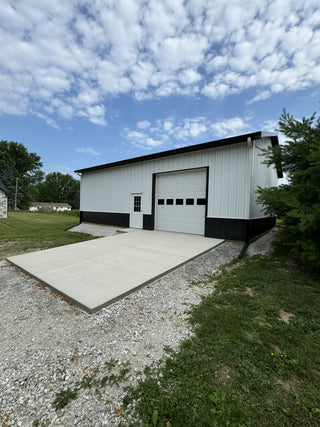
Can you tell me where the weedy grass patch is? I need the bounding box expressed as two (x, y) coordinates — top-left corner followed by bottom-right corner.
(0, 211), (97, 259)
(52, 360), (131, 411)
(123, 252), (320, 426)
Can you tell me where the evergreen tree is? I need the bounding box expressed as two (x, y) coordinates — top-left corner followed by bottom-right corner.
(257, 109), (320, 270)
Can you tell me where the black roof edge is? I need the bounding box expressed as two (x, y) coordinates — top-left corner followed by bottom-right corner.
(75, 131), (281, 177)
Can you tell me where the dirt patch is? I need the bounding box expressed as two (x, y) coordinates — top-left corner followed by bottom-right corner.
(245, 331), (262, 344)
(279, 310), (294, 323)
(246, 287), (254, 296)
(277, 378), (298, 392)
(224, 261), (244, 273)
(215, 366), (232, 384)
(271, 344), (282, 354)
(255, 315), (272, 328)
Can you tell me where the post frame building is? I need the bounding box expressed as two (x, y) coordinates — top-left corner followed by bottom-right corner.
(75, 132), (282, 243)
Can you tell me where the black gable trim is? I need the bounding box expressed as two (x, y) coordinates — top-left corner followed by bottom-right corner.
(75, 131), (275, 174)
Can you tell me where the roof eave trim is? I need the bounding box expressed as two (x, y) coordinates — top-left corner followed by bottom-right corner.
(75, 132), (266, 174)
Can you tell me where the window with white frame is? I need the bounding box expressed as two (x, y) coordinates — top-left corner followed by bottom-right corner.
(134, 195), (141, 212)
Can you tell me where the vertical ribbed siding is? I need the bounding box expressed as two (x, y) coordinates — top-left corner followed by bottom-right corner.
(205, 216), (276, 242)
(80, 141), (252, 221)
(250, 138), (279, 218)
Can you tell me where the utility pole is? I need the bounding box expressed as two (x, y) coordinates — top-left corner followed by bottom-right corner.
(14, 177), (18, 210)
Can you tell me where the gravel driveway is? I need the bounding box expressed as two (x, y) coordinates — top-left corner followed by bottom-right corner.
(0, 226), (274, 426)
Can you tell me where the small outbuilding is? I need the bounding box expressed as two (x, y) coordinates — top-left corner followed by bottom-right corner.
(29, 202), (72, 212)
(75, 132), (282, 242)
(0, 179), (8, 219)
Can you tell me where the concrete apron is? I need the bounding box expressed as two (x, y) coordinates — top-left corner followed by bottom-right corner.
(7, 229), (223, 314)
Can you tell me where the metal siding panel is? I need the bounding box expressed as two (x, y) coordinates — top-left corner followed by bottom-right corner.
(81, 211), (129, 227)
(207, 143), (250, 219)
(250, 138), (278, 218)
(205, 217), (247, 241)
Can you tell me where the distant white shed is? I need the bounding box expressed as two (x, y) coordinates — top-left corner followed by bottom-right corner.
(0, 179), (8, 218)
(75, 132), (282, 243)
(29, 202), (72, 212)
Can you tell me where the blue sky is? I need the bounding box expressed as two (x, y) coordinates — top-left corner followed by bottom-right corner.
(0, 0), (320, 178)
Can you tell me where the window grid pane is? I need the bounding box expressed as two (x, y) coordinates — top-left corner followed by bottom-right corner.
(134, 196), (141, 212)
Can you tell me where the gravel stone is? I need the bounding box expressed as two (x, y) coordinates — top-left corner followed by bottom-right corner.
(0, 225), (274, 426)
(69, 223), (121, 237)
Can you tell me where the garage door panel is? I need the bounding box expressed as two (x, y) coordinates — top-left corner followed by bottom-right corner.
(155, 169), (206, 235)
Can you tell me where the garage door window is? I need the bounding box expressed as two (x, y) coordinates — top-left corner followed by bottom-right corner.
(166, 199), (174, 205)
(197, 198), (206, 205)
(186, 198), (194, 205)
(176, 199), (183, 205)
(158, 199), (165, 205)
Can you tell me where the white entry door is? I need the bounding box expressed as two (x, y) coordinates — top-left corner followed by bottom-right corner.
(130, 194), (143, 228)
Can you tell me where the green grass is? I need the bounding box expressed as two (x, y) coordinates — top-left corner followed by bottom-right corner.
(123, 253), (320, 426)
(0, 211), (97, 259)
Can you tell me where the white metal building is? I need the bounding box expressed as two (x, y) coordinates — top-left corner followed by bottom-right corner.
(75, 132), (282, 242)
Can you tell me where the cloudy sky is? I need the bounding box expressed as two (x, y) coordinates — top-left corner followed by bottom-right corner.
(0, 0), (320, 176)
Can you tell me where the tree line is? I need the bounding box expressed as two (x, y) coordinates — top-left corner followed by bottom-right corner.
(0, 140), (80, 210)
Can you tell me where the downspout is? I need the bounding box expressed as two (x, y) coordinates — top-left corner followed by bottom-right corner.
(247, 136), (255, 244)
(75, 171), (82, 226)
(239, 137), (254, 258)
(238, 243), (249, 258)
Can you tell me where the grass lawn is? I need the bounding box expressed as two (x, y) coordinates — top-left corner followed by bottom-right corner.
(123, 252), (320, 426)
(0, 211), (97, 259)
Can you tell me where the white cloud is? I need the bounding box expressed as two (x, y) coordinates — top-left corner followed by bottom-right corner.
(36, 113), (59, 129)
(77, 104), (107, 125)
(124, 115), (252, 149)
(210, 117), (249, 137)
(124, 129), (163, 149)
(75, 146), (101, 155)
(180, 69), (202, 85)
(0, 0), (319, 123)
(248, 90), (272, 104)
(261, 120), (278, 133)
(202, 82), (234, 98)
(137, 120), (151, 129)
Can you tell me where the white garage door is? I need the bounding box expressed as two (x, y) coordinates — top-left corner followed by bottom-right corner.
(155, 168), (207, 235)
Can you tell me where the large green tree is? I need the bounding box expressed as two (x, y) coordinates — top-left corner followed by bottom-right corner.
(0, 140), (43, 209)
(36, 172), (80, 209)
(257, 109), (320, 270)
